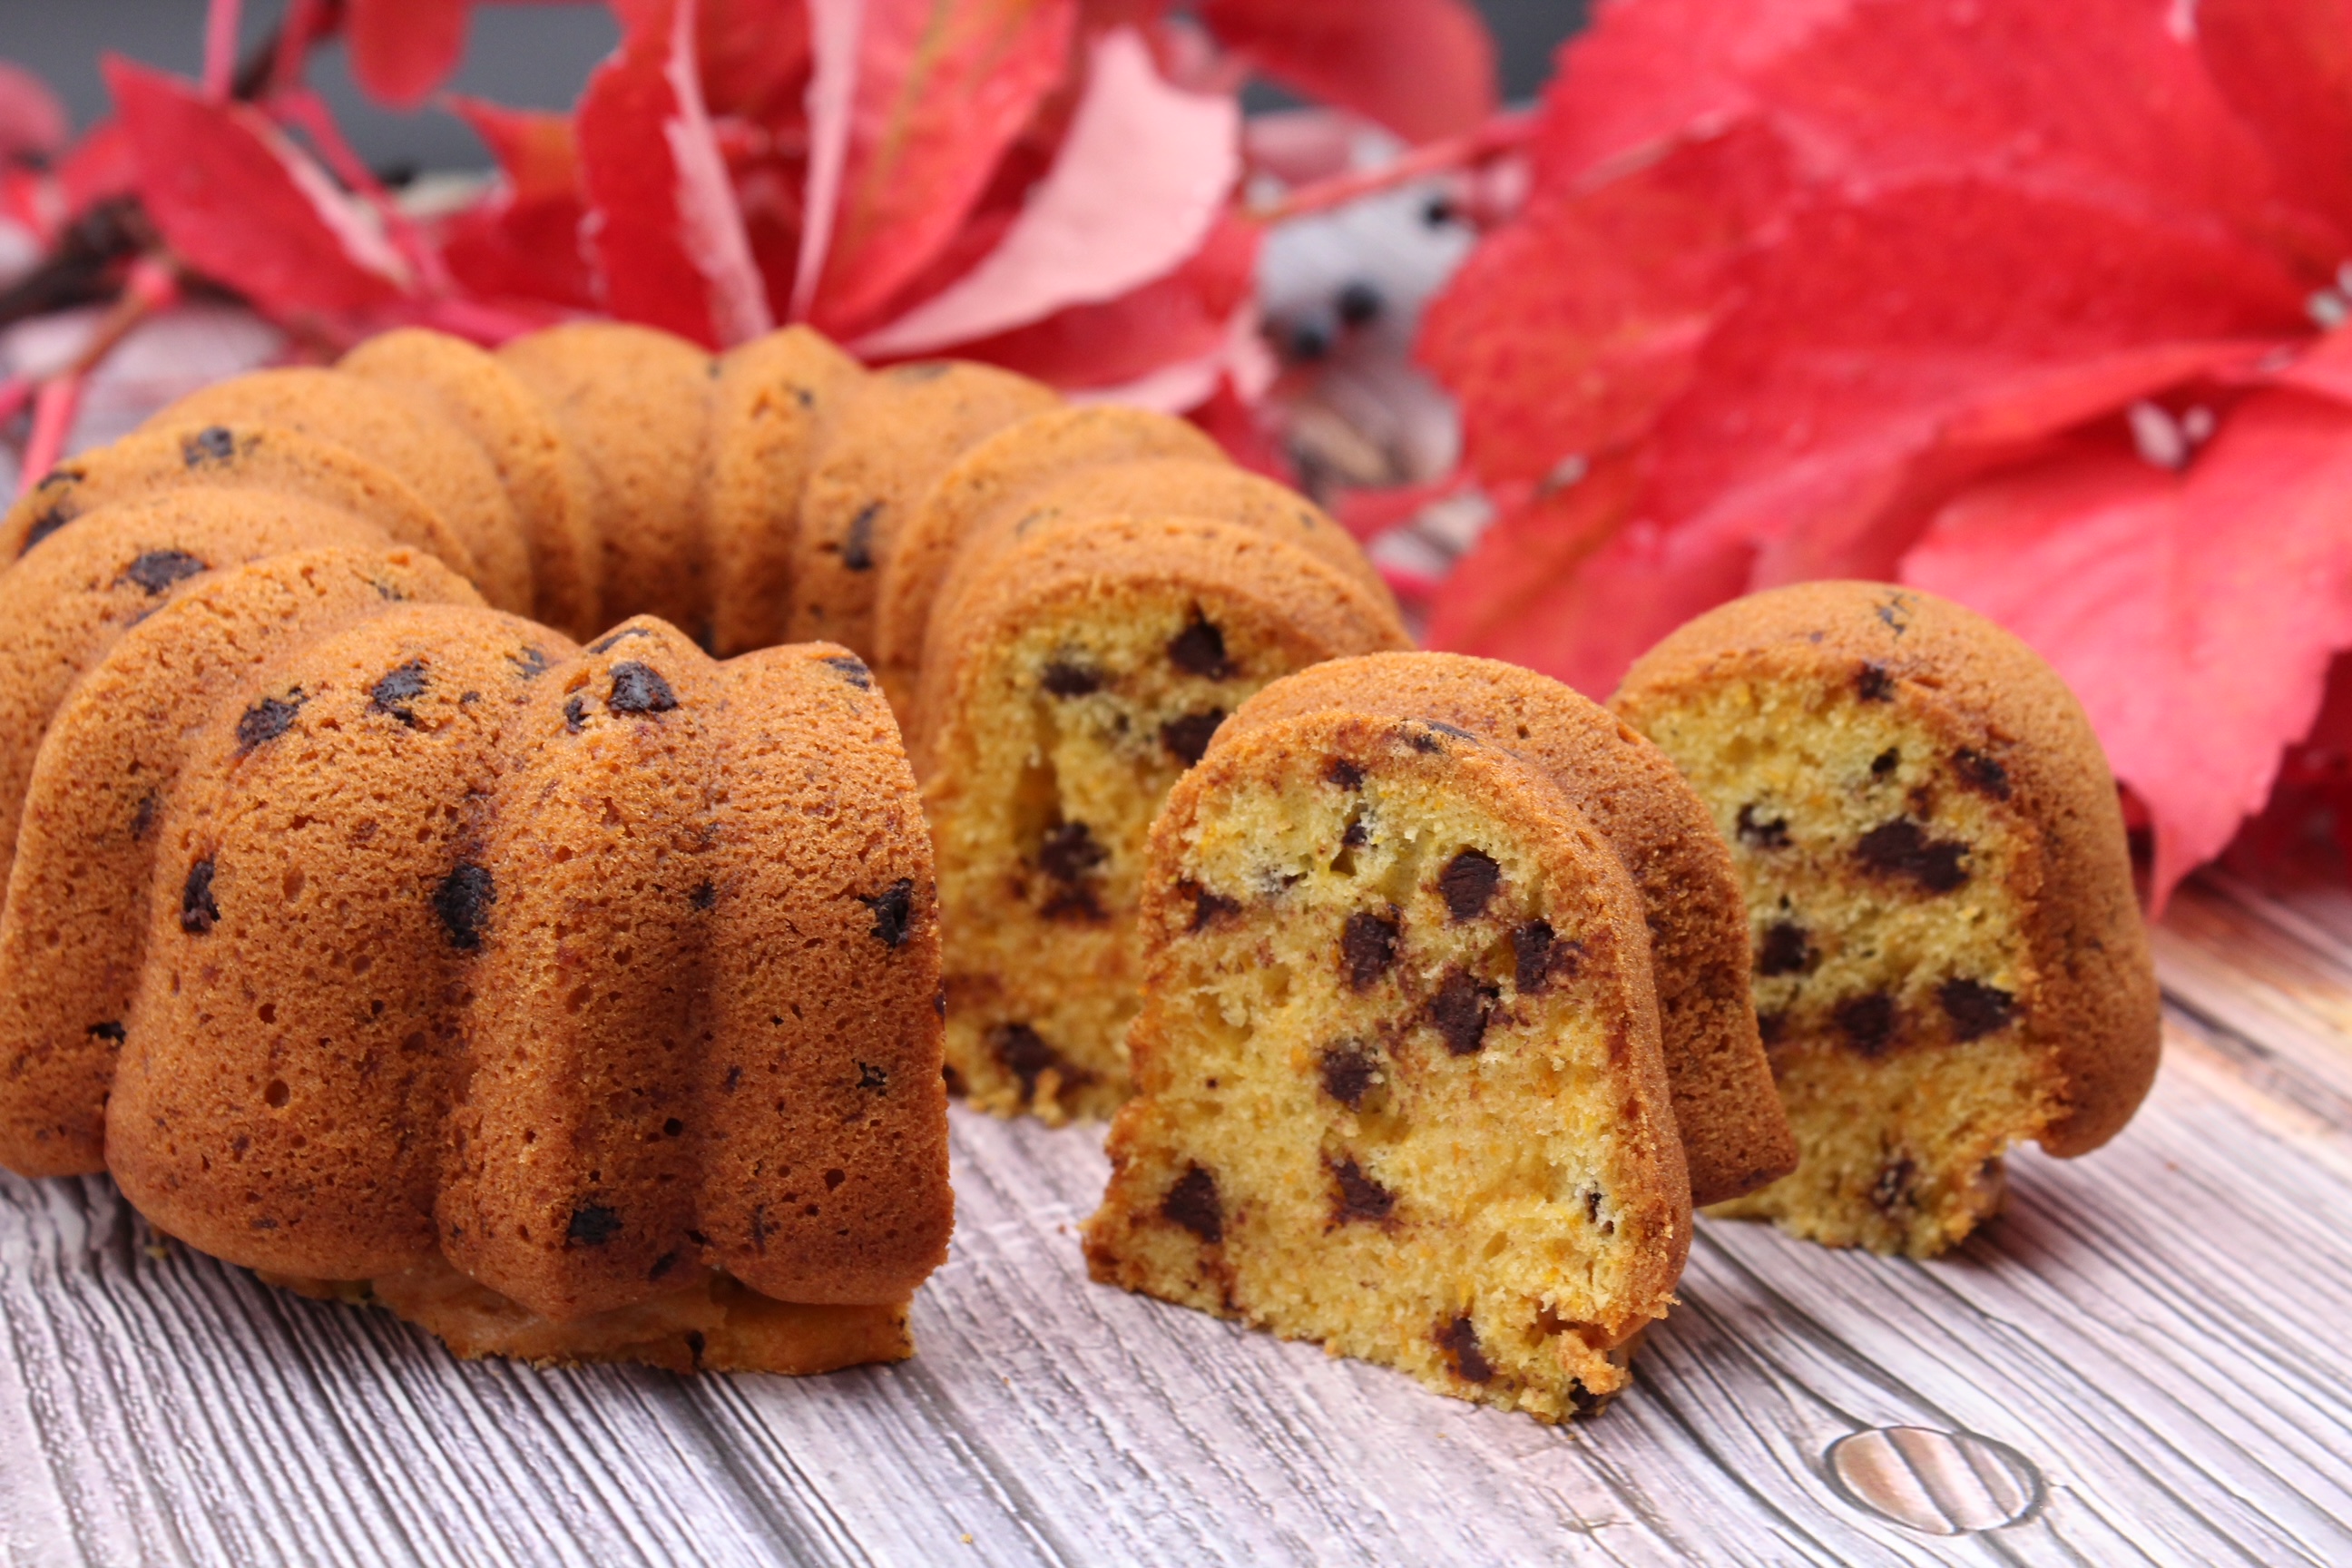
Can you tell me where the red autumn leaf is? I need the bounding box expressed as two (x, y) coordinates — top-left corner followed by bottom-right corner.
(799, 0), (1079, 337)
(694, 0), (813, 121)
(0, 57), (68, 165)
(576, 0), (771, 347)
(853, 25), (1237, 358)
(2196, 0), (2352, 245)
(437, 99), (596, 311)
(1196, 0), (1497, 144)
(347, 0), (473, 110)
(1905, 390), (2352, 897)
(104, 55), (407, 318)
(451, 97), (580, 204)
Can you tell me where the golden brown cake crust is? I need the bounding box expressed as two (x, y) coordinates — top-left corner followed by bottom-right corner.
(1613, 581), (2159, 1157)
(1221, 652), (1797, 1205)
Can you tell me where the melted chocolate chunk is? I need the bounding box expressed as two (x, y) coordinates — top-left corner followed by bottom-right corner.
(990, 1023), (1087, 1104)
(181, 859), (220, 935)
(1513, 920), (1579, 992)
(1834, 992), (1898, 1055)
(1328, 1158), (1396, 1224)
(1857, 662), (1896, 701)
(1756, 920), (1814, 977)
(1855, 819), (1969, 893)
(1040, 660), (1102, 697)
(433, 862), (496, 950)
(690, 879), (717, 910)
(1736, 803), (1790, 849)
(368, 660), (430, 726)
(1326, 758), (1366, 789)
(1438, 848), (1501, 921)
(1405, 720), (1478, 754)
(1869, 1157), (1917, 1219)
(511, 645), (550, 681)
(1939, 977), (2016, 1041)
(1953, 747), (2013, 800)
(566, 1204), (622, 1247)
(1191, 885), (1241, 931)
(119, 550), (207, 595)
(859, 878), (916, 946)
(649, 1250), (681, 1280)
(23, 505), (72, 554)
(1039, 821), (1107, 885)
(131, 792), (159, 839)
(841, 502), (882, 572)
(1341, 909), (1399, 989)
(857, 1061), (888, 1093)
(1161, 1164), (1224, 1244)
(1758, 1010), (1786, 1046)
(823, 653), (873, 690)
(590, 627), (652, 654)
(1429, 969), (1497, 1054)
(234, 693), (303, 754)
(182, 426), (237, 467)
(87, 1021), (126, 1045)
(1871, 747), (1900, 777)
(1341, 818), (1368, 849)
(1166, 615), (1231, 679)
(1319, 1042), (1380, 1109)
(1161, 709), (1226, 765)
(608, 662), (678, 714)
(1435, 1315), (1494, 1384)
(563, 694), (589, 732)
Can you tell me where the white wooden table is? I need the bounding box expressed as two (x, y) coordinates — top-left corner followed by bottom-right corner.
(4, 868), (2348, 1567)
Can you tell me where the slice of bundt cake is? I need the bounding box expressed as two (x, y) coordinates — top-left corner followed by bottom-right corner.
(914, 514), (1411, 1123)
(1083, 674), (1695, 1421)
(1612, 582), (2160, 1255)
(1225, 652), (1797, 1206)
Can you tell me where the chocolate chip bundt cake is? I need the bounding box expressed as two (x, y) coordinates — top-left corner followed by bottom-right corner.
(1612, 583), (2160, 1256)
(1084, 653), (1790, 1420)
(0, 319), (1399, 1368)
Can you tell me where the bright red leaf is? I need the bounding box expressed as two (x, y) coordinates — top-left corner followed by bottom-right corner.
(0, 58), (68, 165)
(1197, 0), (1496, 144)
(347, 0), (473, 109)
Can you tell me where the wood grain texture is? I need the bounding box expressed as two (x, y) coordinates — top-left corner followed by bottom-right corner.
(5, 872), (2350, 1566)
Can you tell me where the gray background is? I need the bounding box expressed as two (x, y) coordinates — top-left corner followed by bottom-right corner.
(4, 0), (1585, 173)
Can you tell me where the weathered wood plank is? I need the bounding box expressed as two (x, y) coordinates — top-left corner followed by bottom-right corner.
(5, 879), (2352, 1567)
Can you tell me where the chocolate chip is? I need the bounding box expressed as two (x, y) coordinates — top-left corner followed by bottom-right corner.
(1872, 747), (1900, 777)
(1512, 920), (1578, 992)
(1319, 1042), (1380, 1108)
(234, 693), (303, 753)
(1436, 848), (1502, 921)
(1758, 1010), (1786, 1045)
(23, 505), (72, 554)
(563, 694), (588, 731)
(1857, 662), (1895, 701)
(690, 879), (716, 910)
(589, 628), (651, 654)
(990, 1023), (1085, 1104)
(1341, 818), (1368, 848)
(1435, 1315), (1494, 1383)
(1191, 885), (1240, 931)
(511, 645), (550, 681)
(841, 502), (881, 571)
(433, 862), (495, 950)
(1405, 720), (1477, 754)
(1325, 758), (1365, 789)
(1869, 1157), (1916, 1219)
(368, 660), (429, 726)
(182, 426), (237, 467)
(181, 859), (220, 935)
(1875, 593), (1915, 635)
(132, 792), (158, 839)
(118, 550), (206, 595)
(1855, 819), (1969, 893)
(857, 1061), (888, 1093)
(859, 878), (916, 946)
(1040, 660), (1102, 697)
(1429, 969), (1497, 1054)
(1167, 615), (1230, 679)
(823, 653), (872, 690)
(1835, 992), (1898, 1055)
(1161, 710), (1225, 764)
(1939, 977), (2016, 1041)
(1341, 909), (1399, 988)
(649, 1250), (680, 1280)
(1757, 920), (1813, 977)
(1039, 821), (1107, 885)
(608, 662), (677, 714)
(1329, 1158), (1395, 1224)
(87, 1021), (126, 1044)
(1953, 748), (2013, 800)
(566, 1204), (622, 1247)
(1161, 1164), (1223, 1243)
(1736, 803), (1790, 848)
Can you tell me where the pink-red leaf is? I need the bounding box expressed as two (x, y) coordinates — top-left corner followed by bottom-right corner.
(449, 98), (580, 204)
(347, 0), (472, 109)
(106, 56), (407, 318)
(1198, 0), (1496, 144)
(1904, 390), (2352, 906)
(0, 58), (68, 164)
(854, 25), (1236, 356)
(800, 0), (1079, 337)
(2196, 0), (2352, 248)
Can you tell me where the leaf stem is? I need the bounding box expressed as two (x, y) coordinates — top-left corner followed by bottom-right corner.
(1250, 110), (1536, 224)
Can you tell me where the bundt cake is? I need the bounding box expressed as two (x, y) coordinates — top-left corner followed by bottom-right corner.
(1612, 582), (2161, 1256)
(0, 318), (1403, 1367)
(1083, 653), (1790, 1420)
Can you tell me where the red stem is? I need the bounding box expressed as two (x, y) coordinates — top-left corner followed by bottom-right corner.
(1251, 110), (1538, 224)
(203, 0), (244, 100)
(18, 377), (83, 495)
